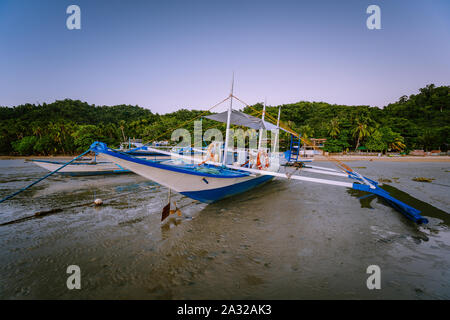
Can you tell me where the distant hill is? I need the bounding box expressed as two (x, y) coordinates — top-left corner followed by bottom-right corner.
(0, 85), (448, 155)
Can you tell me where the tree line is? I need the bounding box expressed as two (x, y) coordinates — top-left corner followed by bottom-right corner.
(0, 84), (448, 156)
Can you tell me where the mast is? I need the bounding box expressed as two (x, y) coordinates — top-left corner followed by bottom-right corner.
(276, 106), (281, 127)
(258, 98), (266, 149)
(273, 106), (281, 153)
(222, 73), (234, 165)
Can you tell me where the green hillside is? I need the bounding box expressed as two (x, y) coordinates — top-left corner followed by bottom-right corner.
(0, 84), (448, 155)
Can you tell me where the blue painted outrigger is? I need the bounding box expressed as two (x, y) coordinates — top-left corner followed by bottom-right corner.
(348, 172), (428, 224)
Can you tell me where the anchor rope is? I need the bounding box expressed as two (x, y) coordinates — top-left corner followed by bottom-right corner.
(0, 186), (160, 226)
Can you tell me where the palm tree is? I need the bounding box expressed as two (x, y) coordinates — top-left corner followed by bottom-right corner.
(118, 120), (127, 143)
(390, 138), (406, 151)
(32, 125), (42, 138)
(418, 129), (436, 151)
(299, 125), (314, 140)
(352, 120), (370, 151)
(47, 122), (62, 153)
(328, 118), (340, 139)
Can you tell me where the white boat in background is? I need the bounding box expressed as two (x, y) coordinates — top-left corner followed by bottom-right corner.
(30, 159), (131, 176)
(30, 148), (170, 176)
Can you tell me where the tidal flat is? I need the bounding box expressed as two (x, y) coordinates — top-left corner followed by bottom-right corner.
(0, 159), (449, 299)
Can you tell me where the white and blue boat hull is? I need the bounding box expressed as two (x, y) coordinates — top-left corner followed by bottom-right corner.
(180, 174), (273, 203)
(94, 145), (273, 203)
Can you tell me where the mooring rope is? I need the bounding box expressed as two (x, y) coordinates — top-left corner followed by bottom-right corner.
(0, 186), (160, 226)
(0, 148), (93, 205)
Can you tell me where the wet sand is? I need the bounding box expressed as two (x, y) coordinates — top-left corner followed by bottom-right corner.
(0, 159), (449, 299)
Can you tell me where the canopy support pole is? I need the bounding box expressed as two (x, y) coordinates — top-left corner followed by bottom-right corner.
(222, 73), (234, 166)
(273, 106), (281, 154)
(258, 99), (266, 150)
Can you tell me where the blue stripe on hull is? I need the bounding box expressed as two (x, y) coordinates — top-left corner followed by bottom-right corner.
(181, 175), (274, 203)
(90, 143), (250, 178)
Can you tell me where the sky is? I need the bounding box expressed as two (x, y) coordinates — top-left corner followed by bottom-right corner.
(0, 0), (449, 113)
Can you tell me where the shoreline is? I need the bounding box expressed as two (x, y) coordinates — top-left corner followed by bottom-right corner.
(0, 155), (86, 160)
(1, 155), (450, 162)
(313, 155), (450, 162)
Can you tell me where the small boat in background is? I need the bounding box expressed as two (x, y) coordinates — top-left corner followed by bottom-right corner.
(121, 146), (174, 158)
(29, 158), (131, 176)
(29, 147), (170, 176)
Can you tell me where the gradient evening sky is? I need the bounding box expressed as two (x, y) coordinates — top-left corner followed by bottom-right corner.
(0, 0), (449, 113)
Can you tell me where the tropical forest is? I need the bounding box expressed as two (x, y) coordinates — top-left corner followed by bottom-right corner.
(0, 84), (448, 156)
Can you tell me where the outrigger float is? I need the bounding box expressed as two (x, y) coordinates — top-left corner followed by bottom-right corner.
(0, 82), (429, 225)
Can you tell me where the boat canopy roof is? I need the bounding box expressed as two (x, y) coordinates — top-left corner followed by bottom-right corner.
(204, 110), (290, 132)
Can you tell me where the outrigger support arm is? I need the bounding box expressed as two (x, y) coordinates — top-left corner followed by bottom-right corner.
(225, 164), (428, 224)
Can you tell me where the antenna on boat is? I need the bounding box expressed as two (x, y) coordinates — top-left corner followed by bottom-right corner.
(222, 72), (234, 165)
